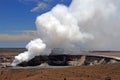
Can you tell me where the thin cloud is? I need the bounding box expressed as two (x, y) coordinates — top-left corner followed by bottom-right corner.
(18, 0), (64, 12)
(30, 2), (48, 12)
(0, 30), (37, 41)
(18, 0), (39, 3)
(30, 0), (53, 12)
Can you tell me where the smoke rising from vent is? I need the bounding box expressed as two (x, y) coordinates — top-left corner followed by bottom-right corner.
(12, 0), (120, 66)
(12, 39), (46, 66)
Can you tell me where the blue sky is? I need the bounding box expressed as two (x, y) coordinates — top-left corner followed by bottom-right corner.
(0, 0), (71, 48)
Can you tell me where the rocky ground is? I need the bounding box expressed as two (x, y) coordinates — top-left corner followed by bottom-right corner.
(0, 64), (120, 80)
(0, 48), (120, 80)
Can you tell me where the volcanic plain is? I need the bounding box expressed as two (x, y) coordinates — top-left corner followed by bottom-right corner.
(0, 48), (120, 80)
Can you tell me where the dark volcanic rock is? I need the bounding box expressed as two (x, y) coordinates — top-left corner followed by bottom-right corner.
(18, 55), (120, 67)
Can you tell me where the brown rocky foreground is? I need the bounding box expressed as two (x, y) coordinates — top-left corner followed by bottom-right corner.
(0, 64), (120, 80)
(0, 48), (120, 80)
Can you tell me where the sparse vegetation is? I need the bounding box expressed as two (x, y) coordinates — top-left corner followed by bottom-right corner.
(104, 77), (112, 80)
(64, 77), (67, 80)
(0, 70), (3, 75)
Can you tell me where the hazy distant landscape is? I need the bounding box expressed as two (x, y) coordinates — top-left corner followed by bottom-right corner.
(1, 48), (120, 57)
(0, 48), (26, 55)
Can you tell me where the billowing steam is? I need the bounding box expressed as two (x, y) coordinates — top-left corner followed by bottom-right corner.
(12, 39), (46, 66)
(12, 0), (120, 66)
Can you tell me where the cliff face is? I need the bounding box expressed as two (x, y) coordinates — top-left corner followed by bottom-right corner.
(18, 55), (120, 67)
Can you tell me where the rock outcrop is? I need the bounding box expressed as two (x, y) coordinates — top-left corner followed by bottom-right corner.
(18, 54), (120, 67)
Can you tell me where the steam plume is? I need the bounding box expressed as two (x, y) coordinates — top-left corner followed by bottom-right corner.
(12, 0), (120, 66)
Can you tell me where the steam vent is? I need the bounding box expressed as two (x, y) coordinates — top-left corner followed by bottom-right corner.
(18, 49), (120, 67)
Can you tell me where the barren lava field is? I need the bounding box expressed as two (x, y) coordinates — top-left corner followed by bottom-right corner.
(0, 48), (120, 80)
(0, 64), (120, 80)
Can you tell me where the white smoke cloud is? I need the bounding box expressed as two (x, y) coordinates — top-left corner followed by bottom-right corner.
(12, 0), (120, 66)
(36, 4), (93, 50)
(69, 0), (120, 50)
(12, 39), (46, 66)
